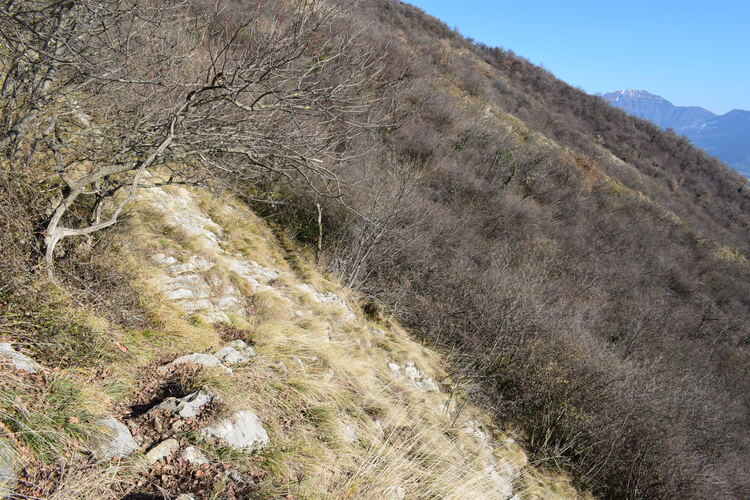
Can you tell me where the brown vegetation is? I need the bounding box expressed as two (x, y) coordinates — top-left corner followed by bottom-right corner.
(3, 0), (750, 499)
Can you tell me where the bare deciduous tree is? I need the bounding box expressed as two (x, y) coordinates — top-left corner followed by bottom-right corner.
(0, 0), (393, 274)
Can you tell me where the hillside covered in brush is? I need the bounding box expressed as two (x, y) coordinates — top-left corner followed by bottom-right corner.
(1, 1), (750, 499)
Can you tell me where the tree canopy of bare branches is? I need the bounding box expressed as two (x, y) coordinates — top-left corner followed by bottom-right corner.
(0, 0), (394, 273)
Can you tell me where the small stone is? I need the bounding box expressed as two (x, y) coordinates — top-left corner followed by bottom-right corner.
(200, 410), (269, 451)
(386, 484), (406, 500)
(0, 343), (42, 374)
(175, 495), (196, 500)
(91, 417), (138, 459)
(150, 389), (217, 419)
(158, 353), (232, 375)
(145, 439), (179, 464)
(181, 445), (209, 465)
(340, 423), (357, 444)
(214, 340), (255, 365)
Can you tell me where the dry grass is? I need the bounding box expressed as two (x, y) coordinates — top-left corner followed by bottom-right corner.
(1, 185), (587, 499)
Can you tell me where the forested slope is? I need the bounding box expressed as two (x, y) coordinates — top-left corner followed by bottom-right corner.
(282, 2), (750, 498)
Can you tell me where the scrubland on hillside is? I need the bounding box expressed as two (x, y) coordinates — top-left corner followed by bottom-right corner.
(2, 1), (750, 499)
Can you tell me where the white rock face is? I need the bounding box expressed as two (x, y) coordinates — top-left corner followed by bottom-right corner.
(387, 361), (438, 392)
(0, 439), (20, 498)
(0, 343), (41, 374)
(214, 340), (256, 365)
(158, 353), (232, 375)
(91, 418), (139, 459)
(224, 258), (278, 293)
(181, 445), (209, 465)
(145, 438), (179, 464)
(463, 419), (519, 498)
(201, 410), (269, 451)
(151, 389), (217, 419)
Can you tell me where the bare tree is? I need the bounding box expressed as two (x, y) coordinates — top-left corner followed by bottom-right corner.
(0, 0), (393, 274)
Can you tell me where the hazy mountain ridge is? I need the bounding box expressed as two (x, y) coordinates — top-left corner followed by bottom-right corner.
(602, 90), (750, 176)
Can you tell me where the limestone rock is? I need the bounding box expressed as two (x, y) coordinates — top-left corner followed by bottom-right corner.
(386, 485), (406, 500)
(181, 445), (209, 465)
(0, 343), (41, 374)
(340, 423), (357, 444)
(201, 410), (269, 451)
(158, 353), (232, 375)
(387, 361), (438, 392)
(166, 255), (214, 275)
(151, 389), (217, 419)
(0, 439), (20, 498)
(91, 418), (138, 459)
(214, 340), (256, 365)
(145, 438), (179, 464)
(151, 253), (177, 266)
(175, 495), (195, 500)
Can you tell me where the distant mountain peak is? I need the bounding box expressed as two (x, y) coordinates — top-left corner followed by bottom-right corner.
(602, 90), (749, 176)
(602, 89), (674, 106)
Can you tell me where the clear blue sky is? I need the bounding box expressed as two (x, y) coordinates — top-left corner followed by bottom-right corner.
(406, 0), (749, 115)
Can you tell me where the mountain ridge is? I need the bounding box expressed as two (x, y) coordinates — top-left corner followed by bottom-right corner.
(602, 89), (750, 176)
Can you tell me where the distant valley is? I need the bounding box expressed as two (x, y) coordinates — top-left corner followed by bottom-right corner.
(602, 90), (750, 177)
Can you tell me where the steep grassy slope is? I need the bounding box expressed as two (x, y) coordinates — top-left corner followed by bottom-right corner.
(1, 183), (585, 499)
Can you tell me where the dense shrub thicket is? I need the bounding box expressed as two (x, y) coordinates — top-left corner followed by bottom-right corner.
(256, 1), (750, 498)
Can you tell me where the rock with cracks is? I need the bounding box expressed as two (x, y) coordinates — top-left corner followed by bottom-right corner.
(214, 340), (256, 365)
(150, 389), (217, 419)
(201, 410), (269, 451)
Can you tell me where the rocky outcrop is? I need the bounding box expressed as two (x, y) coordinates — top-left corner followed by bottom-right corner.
(214, 340), (256, 365)
(200, 410), (269, 451)
(387, 360), (439, 392)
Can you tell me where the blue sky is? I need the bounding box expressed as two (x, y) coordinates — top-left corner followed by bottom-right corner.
(406, 0), (749, 115)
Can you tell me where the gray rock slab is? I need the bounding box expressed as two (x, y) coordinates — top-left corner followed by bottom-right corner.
(0, 439), (20, 498)
(201, 410), (269, 451)
(91, 417), (138, 459)
(158, 353), (232, 375)
(0, 343), (41, 374)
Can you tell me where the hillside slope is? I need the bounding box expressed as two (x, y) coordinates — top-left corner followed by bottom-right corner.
(2, 0), (750, 498)
(0, 184), (584, 499)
